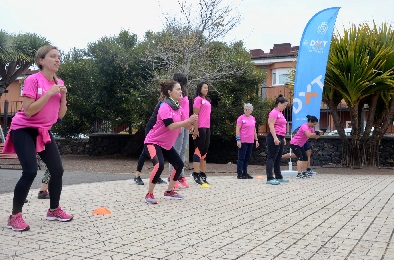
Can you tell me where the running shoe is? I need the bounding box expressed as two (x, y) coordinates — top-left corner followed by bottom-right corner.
(157, 178), (167, 184)
(134, 176), (144, 185)
(46, 206), (73, 222)
(174, 181), (181, 189)
(178, 177), (189, 188)
(266, 179), (280, 185)
(145, 192), (158, 204)
(6, 213), (30, 231)
(191, 172), (203, 185)
(38, 190), (50, 199)
(164, 190), (184, 200)
(200, 172), (209, 184)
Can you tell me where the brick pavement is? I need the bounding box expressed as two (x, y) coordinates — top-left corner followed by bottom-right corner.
(1, 173), (394, 260)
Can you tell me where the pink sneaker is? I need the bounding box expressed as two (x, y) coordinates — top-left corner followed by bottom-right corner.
(164, 190), (184, 200)
(174, 181), (182, 189)
(46, 206), (73, 222)
(145, 192), (158, 204)
(178, 177), (189, 188)
(6, 212), (30, 231)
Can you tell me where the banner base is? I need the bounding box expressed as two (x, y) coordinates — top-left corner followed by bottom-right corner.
(281, 161), (297, 176)
(281, 170), (298, 176)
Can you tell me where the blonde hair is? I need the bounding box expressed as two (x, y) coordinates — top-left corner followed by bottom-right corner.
(35, 45), (58, 70)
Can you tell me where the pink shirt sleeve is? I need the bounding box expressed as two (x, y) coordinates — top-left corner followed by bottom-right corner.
(193, 96), (202, 109)
(22, 74), (39, 99)
(268, 109), (278, 119)
(158, 103), (173, 122)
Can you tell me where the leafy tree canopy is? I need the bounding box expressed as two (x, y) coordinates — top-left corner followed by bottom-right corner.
(0, 30), (49, 95)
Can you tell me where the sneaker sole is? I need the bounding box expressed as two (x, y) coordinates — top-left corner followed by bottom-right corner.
(145, 200), (158, 204)
(46, 217), (73, 222)
(266, 182), (280, 185)
(5, 225), (30, 231)
(163, 196), (183, 200)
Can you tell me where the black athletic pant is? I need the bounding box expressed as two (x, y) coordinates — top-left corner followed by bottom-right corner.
(11, 128), (64, 214)
(266, 133), (284, 181)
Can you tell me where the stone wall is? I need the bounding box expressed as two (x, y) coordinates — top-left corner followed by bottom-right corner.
(187, 136), (344, 166)
(56, 135), (394, 168)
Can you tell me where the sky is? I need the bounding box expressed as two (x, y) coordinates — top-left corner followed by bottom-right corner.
(1, 0), (393, 54)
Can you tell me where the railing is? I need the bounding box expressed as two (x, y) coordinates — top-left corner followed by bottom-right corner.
(0, 101), (23, 116)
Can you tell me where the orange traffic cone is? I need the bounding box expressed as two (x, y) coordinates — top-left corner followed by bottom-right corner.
(92, 206), (111, 215)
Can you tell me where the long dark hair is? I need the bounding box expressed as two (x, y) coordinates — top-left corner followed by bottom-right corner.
(173, 73), (188, 97)
(195, 81), (210, 101)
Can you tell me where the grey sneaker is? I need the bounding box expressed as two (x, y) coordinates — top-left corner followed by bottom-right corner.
(157, 178), (167, 184)
(38, 190), (50, 199)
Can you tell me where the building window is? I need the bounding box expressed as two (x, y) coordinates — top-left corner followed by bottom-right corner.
(272, 68), (292, 86)
(279, 74), (290, 84)
(272, 72), (276, 85)
(260, 66), (267, 87)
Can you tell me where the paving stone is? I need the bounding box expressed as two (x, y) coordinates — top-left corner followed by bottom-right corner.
(1, 174), (393, 259)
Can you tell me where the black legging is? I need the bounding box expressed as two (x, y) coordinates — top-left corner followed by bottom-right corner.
(11, 128), (64, 214)
(193, 128), (210, 162)
(145, 144), (183, 183)
(136, 126), (153, 172)
(136, 146), (149, 172)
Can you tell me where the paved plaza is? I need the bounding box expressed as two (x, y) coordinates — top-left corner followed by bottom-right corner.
(1, 171), (394, 259)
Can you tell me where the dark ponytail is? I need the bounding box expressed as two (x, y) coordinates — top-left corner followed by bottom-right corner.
(275, 94), (288, 106)
(306, 115), (318, 123)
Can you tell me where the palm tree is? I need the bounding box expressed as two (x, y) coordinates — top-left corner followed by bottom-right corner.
(323, 22), (394, 168)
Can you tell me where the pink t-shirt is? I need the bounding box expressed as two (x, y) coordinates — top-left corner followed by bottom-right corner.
(179, 96), (189, 119)
(10, 72), (63, 130)
(290, 123), (314, 146)
(268, 108), (287, 136)
(193, 96), (211, 128)
(144, 102), (184, 150)
(236, 114), (256, 143)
